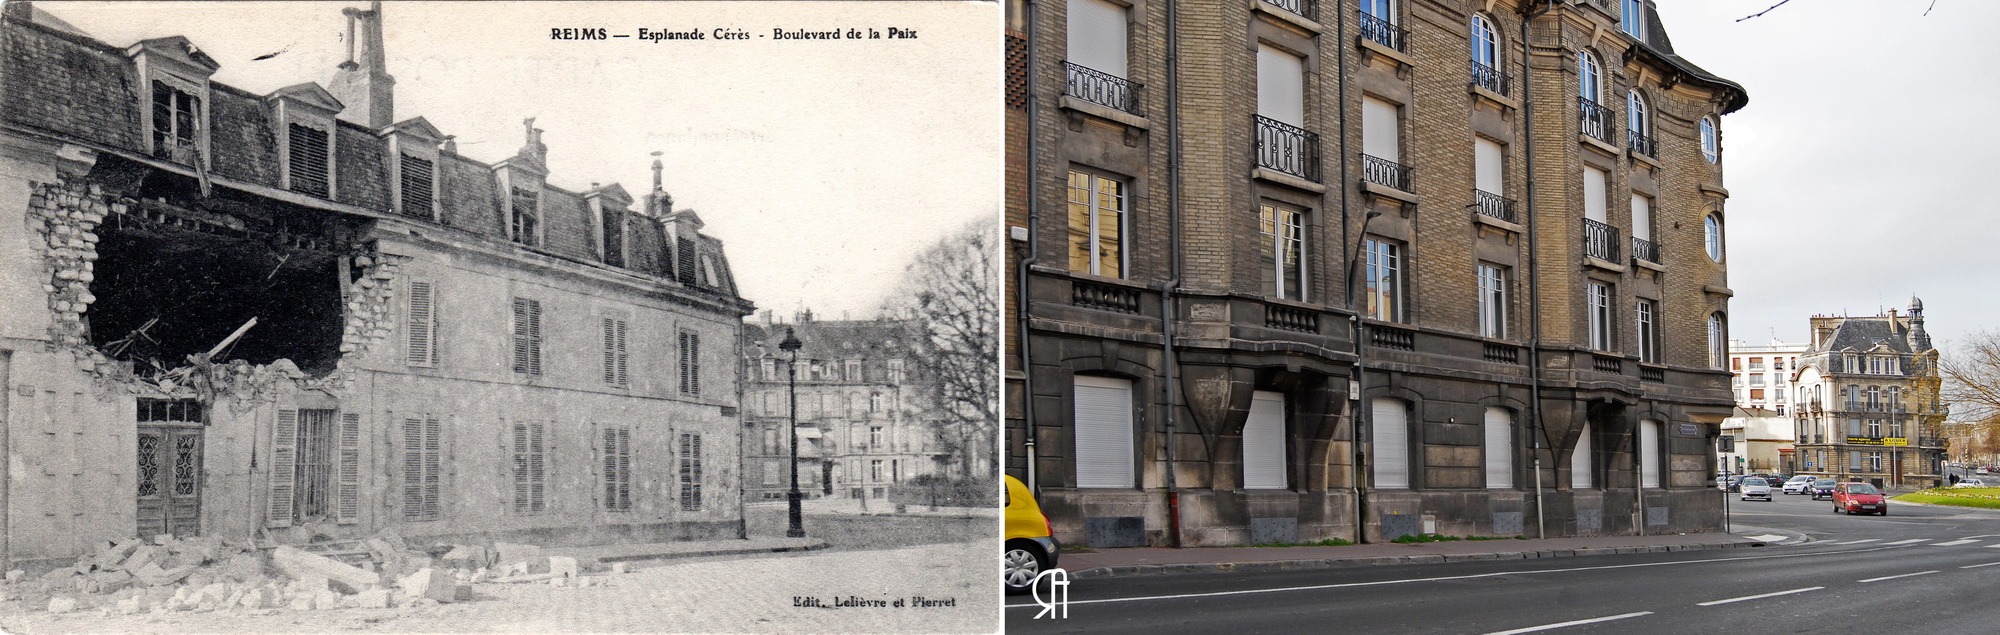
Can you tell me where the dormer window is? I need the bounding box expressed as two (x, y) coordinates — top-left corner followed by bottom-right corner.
(129, 37), (218, 169)
(510, 187), (541, 247)
(676, 238), (697, 286)
(268, 83), (344, 200)
(382, 117), (445, 221)
(288, 123), (332, 198)
(399, 154), (435, 218)
(150, 81), (201, 163)
(601, 210), (625, 267)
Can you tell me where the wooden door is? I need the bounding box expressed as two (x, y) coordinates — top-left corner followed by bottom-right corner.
(137, 427), (202, 539)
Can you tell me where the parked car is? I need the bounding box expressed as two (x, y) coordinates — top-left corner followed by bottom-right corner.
(1003, 475), (1060, 595)
(1809, 478), (1839, 500)
(1781, 475), (1815, 495)
(1715, 475), (1741, 492)
(1954, 478), (1989, 488)
(1832, 482), (1888, 515)
(1740, 477), (1774, 501)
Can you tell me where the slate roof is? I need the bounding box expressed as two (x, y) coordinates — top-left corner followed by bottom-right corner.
(745, 318), (918, 362)
(1632, 1), (1749, 114)
(1817, 317), (1914, 356)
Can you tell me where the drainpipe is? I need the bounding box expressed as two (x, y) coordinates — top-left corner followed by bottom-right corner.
(0, 350), (11, 571)
(1336, 0), (1369, 546)
(1519, 0), (1557, 541)
(1160, 0), (1185, 549)
(1018, 0), (1042, 494)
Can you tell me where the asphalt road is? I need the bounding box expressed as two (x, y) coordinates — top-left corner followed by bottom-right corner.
(1007, 491), (2000, 634)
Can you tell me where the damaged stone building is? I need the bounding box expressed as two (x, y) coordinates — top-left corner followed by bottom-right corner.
(0, 3), (753, 567)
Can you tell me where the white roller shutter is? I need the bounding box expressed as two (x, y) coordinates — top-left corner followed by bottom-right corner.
(1571, 422), (1594, 489)
(1630, 194), (1652, 240)
(1256, 45), (1306, 127)
(1475, 138), (1504, 195)
(1484, 407), (1513, 489)
(1074, 375), (1136, 488)
(1372, 398), (1409, 489)
(1584, 167), (1608, 223)
(1067, 0), (1128, 78)
(1640, 419), (1661, 488)
(1363, 97), (1400, 161)
(1243, 391), (1288, 490)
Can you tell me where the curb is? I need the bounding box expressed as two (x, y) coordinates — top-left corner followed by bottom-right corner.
(583, 541), (828, 566)
(1065, 540), (1770, 580)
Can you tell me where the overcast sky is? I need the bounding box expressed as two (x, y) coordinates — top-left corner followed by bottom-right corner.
(37, 1), (1000, 323)
(1657, 1), (2000, 353)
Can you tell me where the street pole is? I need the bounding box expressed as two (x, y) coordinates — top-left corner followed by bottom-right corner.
(782, 328), (806, 539)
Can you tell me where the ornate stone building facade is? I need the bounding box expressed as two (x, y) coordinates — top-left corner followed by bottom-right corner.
(1789, 300), (1947, 488)
(1006, 0), (1745, 546)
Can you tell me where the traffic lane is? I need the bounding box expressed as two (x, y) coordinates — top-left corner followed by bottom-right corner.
(1571, 554), (2000, 634)
(1007, 544), (2000, 634)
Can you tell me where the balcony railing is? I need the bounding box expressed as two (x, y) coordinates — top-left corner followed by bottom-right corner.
(1483, 343), (1519, 364)
(1065, 62), (1142, 115)
(1369, 324), (1416, 351)
(1578, 97), (1615, 145)
(1583, 218), (1621, 262)
(1632, 236), (1659, 264)
(1469, 60), (1510, 97)
(1628, 130), (1657, 158)
(1592, 354), (1624, 374)
(1265, 304), (1319, 333)
(1261, 0), (1316, 22)
(1255, 115), (1321, 182)
(1072, 279), (1141, 314)
(1640, 365), (1665, 383)
(1473, 190), (1515, 223)
(1361, 154), (1412, 192)
(1358, 13), (1408, 52)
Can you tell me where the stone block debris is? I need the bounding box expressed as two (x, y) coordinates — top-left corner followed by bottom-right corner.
(271, 546), (381, 591)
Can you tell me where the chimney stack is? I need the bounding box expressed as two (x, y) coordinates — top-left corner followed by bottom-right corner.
(329, 1), (394, 128)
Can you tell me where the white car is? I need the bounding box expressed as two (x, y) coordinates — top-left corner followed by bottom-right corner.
(1781, 475), (1815, 495)
(1955, 478), (1989, 488)
(1739, 477), (1774, 501)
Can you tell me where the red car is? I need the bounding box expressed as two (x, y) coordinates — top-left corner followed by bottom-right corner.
(1832, 482), (1888, 516)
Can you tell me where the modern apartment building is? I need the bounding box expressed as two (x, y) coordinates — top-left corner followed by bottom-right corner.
(1719, 339), (1803, 474)
(1790, 299), (1947, 489)
(1006, 0), (1746, 546)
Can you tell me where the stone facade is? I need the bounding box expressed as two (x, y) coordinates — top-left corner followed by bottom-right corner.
(1789, 299), (1947, 488)
(0, 5), (753, 567)
(1006, 0), (1743, 546)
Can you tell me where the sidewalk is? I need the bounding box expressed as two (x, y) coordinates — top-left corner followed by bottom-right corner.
(1060, 526), (1806, 579)
(547, 536), (826, 567)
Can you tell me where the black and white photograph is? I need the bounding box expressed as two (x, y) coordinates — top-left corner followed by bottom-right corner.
(0, 1), (1001, 632)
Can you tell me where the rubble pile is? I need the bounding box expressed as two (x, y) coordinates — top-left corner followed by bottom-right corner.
(25, 180), (110, 361)
(1, 534), (626, 616)
(339, 251), (404, 358)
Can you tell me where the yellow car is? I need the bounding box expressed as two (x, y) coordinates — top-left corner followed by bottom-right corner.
(1003, 474), (1059, 595)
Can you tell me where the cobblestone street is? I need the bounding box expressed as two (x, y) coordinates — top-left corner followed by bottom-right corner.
(1, 539), (996, 633)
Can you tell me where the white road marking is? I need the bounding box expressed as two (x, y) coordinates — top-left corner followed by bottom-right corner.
(1932, 539), (1979, 546)
(1959, 562), (2000, 569)
(1482, 611), (1655, 635)
(1831, 539), (1881, 544)
(1695, 586), (1824, 606)
(1000, 545), (1905, 609)
(1744, 534), (1788, 542)
(1883, 539), (1931, 545)
(1859, 570), (1939, 582)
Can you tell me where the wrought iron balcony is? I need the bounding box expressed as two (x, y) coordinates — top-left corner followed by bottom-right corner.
(1583, 218), (1620, 262)
(1254, 115), (1321, 182)
(1469, 60), (1510, 96)
(1361, 154), (1412, 192)
(1632, 236), (1659, 264)
(1628, 130), (1657, 158)
(1358, 13), (1408, 52)
(1261, 0), (1316, 21)
(1473, 190), (1515, 223)
(1065, 62), (1142, 115)
(1578, 97), (1615, 145)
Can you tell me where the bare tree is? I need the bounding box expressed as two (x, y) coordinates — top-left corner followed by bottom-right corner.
(884, 219), (997, 480)
(1943, 331), (2000, 463)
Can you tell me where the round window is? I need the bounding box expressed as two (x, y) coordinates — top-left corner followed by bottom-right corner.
(1704, 214), (1724, 262)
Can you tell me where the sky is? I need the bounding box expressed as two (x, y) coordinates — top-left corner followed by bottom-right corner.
(35, 1), (1001, 322)
(1654, 1), (2000, 354)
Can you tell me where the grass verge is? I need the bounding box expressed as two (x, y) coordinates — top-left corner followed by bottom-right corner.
(1894, 488), (2000, 510)
(1248, 538), (1355, 548)
(1391, 533), (1462, 544)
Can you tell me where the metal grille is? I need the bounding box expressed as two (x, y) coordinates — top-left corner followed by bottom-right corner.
(1361, 154), (1412, 192)
(139, 399), (205, 423)
(1064, 62), (1141, 114)
(1628, 130), (1657, 158)
(1578, 98), (1616, 145)
(1262, 0), (1315, 20)
(1470, 60), (1510, 96)
(174, 435), (201, 496)
(1358, 12), (1407, 52)
(1583, 218), (1622, 262)
(399, 154), (434, 218)
(1632, 236), (1660, 264)
(1254, 115), (1321, 182)
(294, 409), (336, 521)
(137, 434), (161, 498)
(1473, 190), (1515, 223)
(288, 123), (330, 198)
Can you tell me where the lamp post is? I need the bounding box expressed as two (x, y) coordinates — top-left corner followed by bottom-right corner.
(1343, 210), (1382, 544)
(780, 327), (806, 538)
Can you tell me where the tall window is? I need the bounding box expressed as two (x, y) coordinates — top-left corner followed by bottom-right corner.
(1066, 0), (1128, 80)
(150, 81), (201, 161)
(399, 154), (435, 219)
(1360, 0), (1395, 21)
(602, 426), (632, 512)
(406, 281), (437, 367)
(401, 416), (441, 521)
(1637, 299), (1661, 363)
(293, 409), (338, 521)
(510, 187), (540, 247)
(601, 209), (625, 267)
(1708, 312), (1728, 369)
(1067, 170), (1125, 278)
(679, 330), (702, 397)
(1700, 117), (1721, 163)
(1484, 407), (1513, 489)
(510, 298), (542, 376)
(679, 432), (704, 511)
(869, 426), (885, 450)
(1256, 44), (1306, 128)
(1470, 15), (1498, 69)
(1621, 0), (1646, 38)
(602, 317), (629, 387)
(1588, 281), (1614, 351)
(1074, 375), (1137, 488)
(288, 123), (331, 198)
(1577, 51), (1602, 105)
(1362, 96), (1402, 167)
(1362, 238), (1403, 322)
(511, 421), (547, 514)
(1704, 213), (1724, 262)
(1477, 262), (1507, 338)
(1260, 204), (1306, 301)
(1631, 194), (1653, 245)
(676, 238), (698, 286)
(1571, 422), (1594, 488)
(1627, 90), (1650, 147)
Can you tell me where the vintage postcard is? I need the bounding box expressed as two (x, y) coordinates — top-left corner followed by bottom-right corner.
(0, 1), (1001, 632)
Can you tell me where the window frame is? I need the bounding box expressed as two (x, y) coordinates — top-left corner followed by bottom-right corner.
(1637, 298), (1661, 364)
(509, 186), (543, 248)
(1359, 0), (1397, 22)
(1577, 50), (1603, 105)
(401, 415), (442, 521)
(1362, 238), (1405, 323)
(1066, 169), (1128, 278)
(511, 421), (548, 514)
(1587, 281), (1615, 352)
(1621, 0), (1646, 39)
(1704, 213), (1725, 262)
(1469, 14), (1499, 69)
(1259, 203), (1308, 301)
(1477, 262), (1508, 339)
(1700, 117), (1721, 163)
(1708, 312), (1729, 370)
(1627, 90), (1650, 140)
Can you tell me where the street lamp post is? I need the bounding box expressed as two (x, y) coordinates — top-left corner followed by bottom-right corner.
(780, 327), (806, 538)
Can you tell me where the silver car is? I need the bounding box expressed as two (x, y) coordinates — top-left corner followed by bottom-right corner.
(1739, 477), (1774, 501)
(1781, 475), (1815, 494)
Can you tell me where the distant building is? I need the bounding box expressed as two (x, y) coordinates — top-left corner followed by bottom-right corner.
(0, 3), (752, 566)
(1789, 299), (1946, 488)
(1721, 340), (1805, 473)
(742, 312), (947, 504)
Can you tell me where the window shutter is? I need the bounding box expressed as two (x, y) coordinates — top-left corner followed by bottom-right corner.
(400, 154), (434, 219)
(602, 319), (618, 385)
(268, 409), (298, 528)
(1255, 45), (1305, 127)
(1066, 0), (1128, 77)
(1362, 97), (1400, 160)
(407, 281), (435, 366)
(1849, 451), (1862, 470)
(1584, 167), (1608, 223)
(687, 333), (700, 396)
(1631, 194), (1652, 241)
(1372, 399), (1410, 489)
(530, 422), (546, 513)
(1484, 407), (1514, 489)
(422, 416), (441, 520)
(1072, 376), (1135, 488)
(1639, 420), (1661, 488)
(336, 412), (361, 524)
(676, 238), (697, 285)
(512, 299), (531, 374)
(288, 123), (330, 198)
(1474, 138), (1504, 194)
(615, 320), (629, 386)
(512, 422), (529, 513)
(1571, 422), (1594, 488)
(526, 301), (543, 376)
(402, 418), (424, 520)
(1242, 391), (1287, 490)
(599, 425), (614, 509)
(617, 428), (631, 510)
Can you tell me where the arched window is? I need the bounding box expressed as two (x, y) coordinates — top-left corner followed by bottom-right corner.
(1470, 15), (1499, 69)
(1700, 116), (1720, 163)
(1627, 90), (1651, 155)
(1704, 213), (1724, 262)
(1707, 312), (1727, 369)
(1577, 50), (1602, 105)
